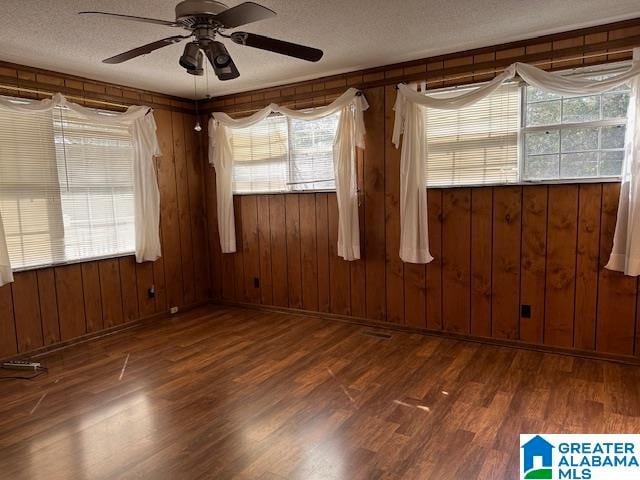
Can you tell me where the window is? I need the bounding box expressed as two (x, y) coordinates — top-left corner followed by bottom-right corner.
(421, 63), (631, 187)
(231, 115), (288, 193)
(522, 78), (630, 180)
(0, 96), (135, 270)
(231, 111), (340, 193)
(423, 82), (521, 187)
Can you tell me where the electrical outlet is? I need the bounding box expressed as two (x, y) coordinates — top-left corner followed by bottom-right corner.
(253, 277), (260, 288)
(170, 306), (179, 314)
(521, 304), (532, 318)
(148, 285), (156, 298)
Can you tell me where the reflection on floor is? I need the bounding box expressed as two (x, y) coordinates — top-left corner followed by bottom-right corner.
(1, 305), (639, 479)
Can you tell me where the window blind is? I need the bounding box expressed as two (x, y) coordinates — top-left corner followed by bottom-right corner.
(53, 106), (135, 263)
(288, 112), (340, 191)
(423, 82), (520, 187)
(230, 110), (341, 193)
(0, 96), (135, 270)
(231, 114), (288, 193)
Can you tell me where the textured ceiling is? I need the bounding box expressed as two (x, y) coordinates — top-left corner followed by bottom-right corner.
(1, 1), (640, 99)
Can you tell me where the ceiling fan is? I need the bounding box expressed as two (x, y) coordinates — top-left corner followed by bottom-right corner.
(79, 0), (324, 81)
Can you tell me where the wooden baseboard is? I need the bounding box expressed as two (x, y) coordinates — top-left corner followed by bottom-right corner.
(214, 300), (640, 366)
(1, 300), (210, 363)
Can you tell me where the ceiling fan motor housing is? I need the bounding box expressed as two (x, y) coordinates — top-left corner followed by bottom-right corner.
(175, 0), (229, 28)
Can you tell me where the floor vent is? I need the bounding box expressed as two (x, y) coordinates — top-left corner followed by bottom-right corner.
(362, 330), (392, 339)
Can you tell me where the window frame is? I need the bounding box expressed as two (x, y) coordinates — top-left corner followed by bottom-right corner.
(421, 61), (631, 189)
(230, 109), (341, 196)
(0, 97), (137, 272)
(518, 76), (628, 185)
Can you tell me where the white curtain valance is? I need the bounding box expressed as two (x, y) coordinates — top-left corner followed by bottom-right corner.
(209, 88), (368, 260)
(0, 93), (162, 286)
(393, 50), (640, 265)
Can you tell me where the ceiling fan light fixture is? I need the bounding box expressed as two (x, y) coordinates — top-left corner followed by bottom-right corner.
(208, 41), (231, 68)
(179, 41), (201, 70)
(186, 50), (204, 75)
(204, 41), (239, 80)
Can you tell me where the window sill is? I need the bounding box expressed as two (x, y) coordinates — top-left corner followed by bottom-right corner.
(426, 176), (621, 190)
(12, 251), (136, 273)
(232, 189), (337, 196)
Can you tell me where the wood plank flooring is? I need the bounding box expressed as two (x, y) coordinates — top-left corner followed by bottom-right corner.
(1, 305), (639, 480)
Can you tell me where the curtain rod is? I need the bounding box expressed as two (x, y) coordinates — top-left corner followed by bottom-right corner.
(0, 84), (132, 109)
(395, 47), (636, 89)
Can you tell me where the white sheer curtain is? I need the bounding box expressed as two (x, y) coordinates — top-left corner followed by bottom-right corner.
(0, 93), (161, 286)
(606, 49), (640, 276)
(209, 88), (368, 260)
(393, 52), (640, 265)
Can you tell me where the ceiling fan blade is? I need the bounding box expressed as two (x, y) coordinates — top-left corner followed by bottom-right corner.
(79, 11), (180, 27)
(214, 2), (276, 28)
(103, 36), (189, 64)
(230, 32), (323, 62)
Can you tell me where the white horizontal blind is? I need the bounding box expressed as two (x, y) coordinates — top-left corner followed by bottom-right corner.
(231, 114), (288, 193)
(423, 82), (520, 187)
(0, 96), (135, 270)
(54, 107), (135, 263)
(288, 112), (340, 191)
(0, 100), (62, 269)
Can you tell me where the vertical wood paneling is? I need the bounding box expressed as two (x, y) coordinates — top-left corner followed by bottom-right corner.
(37, 268), (60, 345)
(0, 285), (17, 357)
(442, 189), (471, 333)
(119, 256), (139, 323)
(81, 263), (103, 333)
(426, 189), (443, 330)
(12, 272), (43, 352)
(233, 196), (245, 302)
(155, 108), (184, 309)
(470, 188), (492, 337)
(544, 185), (579, 347)
(520, 185), (547, 344)
(492, 186), (521, 340)
(99, 259), (123, 328)
(185, 114), (209, 302)
(136, 262), (155, 318)
(574, 184), (602, 351)
(363, 87), (387, 321)
(384, 86), (404, 324)
(299, 194), (319, 311)
(257, 195), (273, 305)
(316, 193), (331, 313)
(270, 195), (289, 307)
(241, 195), (261, 304)
(172, 111), (195, 305)
(328, 194), (351, 315)
(285, 195), (303, 309)
(55, 265), (86, 341)
(597, 183), (637, 355)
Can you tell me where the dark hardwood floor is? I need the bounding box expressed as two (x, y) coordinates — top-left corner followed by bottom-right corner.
(1, 305), (639, 479)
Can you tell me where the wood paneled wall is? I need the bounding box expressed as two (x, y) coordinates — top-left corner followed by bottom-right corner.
(0, 70), (210, 358)
(206, 83), (640, 360)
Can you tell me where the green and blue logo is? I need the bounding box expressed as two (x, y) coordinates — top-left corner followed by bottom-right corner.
(521, 435), (554, 479)
(520, 434), (640, 480)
